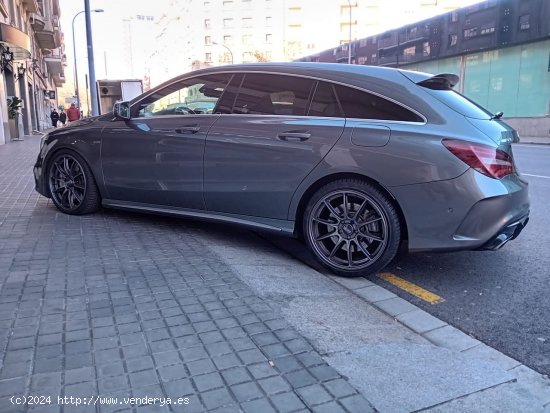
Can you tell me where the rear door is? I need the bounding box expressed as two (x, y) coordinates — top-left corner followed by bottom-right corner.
(204, 73), (346, 220)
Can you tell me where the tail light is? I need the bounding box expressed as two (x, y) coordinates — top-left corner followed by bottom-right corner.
(442, 139), (515, 179)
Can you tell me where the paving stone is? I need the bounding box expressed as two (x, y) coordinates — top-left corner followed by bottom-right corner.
(297, 383), (333, 406)
(202, 388), (235, 411)
(258, 376), (292, 395)
(323, 379), (357, 399)
(230, 381), (264, 402)
(241, 398), (277, 413)
(192, 372), (224, 392)
(65, 367), (95, 385)
(158, 365), (187, 382)
(212, 353), (242, 370)
(270, 392), (307, 413)
(186, 358), (216, 376)
(339, 394), (377, 413)
(221, 367), (252, 386)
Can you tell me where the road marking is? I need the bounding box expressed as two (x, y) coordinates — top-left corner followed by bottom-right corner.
(522, 173), (550, 179)
(377, 272), (445, 304)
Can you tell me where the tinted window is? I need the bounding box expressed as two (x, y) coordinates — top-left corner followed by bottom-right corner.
(232, 73), (314, 116)
(135, 73), (232, 118)
(334, 85), (424, 122)
(215, 74), (243, 114)
(309, 82), (344, 118)
(423, 89), (493, 120)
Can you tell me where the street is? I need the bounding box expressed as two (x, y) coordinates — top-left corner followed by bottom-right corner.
(269, 143), (550, 376)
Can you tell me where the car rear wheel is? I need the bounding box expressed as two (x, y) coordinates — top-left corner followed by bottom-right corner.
(303, 179), (401, 277)
(48, 150), (101, 215)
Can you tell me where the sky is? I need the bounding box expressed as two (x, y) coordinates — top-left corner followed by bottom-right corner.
(59, 0), (483, 88)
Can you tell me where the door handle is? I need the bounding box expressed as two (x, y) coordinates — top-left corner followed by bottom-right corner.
(277, 131), (311, 141)
(175, 125), (200, 134)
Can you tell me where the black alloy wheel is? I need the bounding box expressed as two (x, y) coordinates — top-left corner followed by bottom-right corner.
(48, 150), (101, 215)
(304, 179), (401, 277)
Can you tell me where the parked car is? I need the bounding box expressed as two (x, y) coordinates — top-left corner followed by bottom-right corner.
(34, 62), (529, 277)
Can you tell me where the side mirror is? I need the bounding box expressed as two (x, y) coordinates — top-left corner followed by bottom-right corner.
(113, 101), (131, 120)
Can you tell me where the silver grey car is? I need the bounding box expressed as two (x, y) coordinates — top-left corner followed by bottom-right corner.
(34, 63), (529, 277)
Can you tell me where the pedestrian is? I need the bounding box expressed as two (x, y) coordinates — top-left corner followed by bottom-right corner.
(50, 108), (59, 128)
(59, 109), (67, 127)
(66, 103), (80, 123)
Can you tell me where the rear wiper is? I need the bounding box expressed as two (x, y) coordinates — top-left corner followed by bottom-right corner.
(491, 111), (503, 120)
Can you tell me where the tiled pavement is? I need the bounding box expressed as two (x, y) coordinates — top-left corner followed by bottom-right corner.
(0, 136), (376, 413)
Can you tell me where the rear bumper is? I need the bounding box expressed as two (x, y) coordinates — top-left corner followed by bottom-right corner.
(390, 169), (529, 252)
(478, 215), (529, 251)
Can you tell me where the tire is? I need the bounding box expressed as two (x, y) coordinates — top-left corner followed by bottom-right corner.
(47, 150), (101, 215)
(303, 179), (401, 277)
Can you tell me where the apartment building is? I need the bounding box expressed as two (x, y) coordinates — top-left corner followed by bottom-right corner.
(0, 0), (65, 144)
(147, 0), (468, 86)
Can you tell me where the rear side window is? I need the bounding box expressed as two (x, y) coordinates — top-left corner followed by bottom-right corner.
(232, 73), (314, 116)
(334, 85), (424, 122)
(309, 82), (344, 118)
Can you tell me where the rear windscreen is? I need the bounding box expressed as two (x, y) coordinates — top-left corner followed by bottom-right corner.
(421, 88), (493, 120)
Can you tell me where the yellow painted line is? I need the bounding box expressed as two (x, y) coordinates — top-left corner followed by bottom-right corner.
(377, 272), (445, 304)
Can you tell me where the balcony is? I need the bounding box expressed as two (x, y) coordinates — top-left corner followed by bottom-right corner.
(333, 43), (356, 63)
(34, 19), (61, 49)
(53, 72), (65, 87)
(44, 48), (65, 74)
(30, 13), (46, 31)
(22, 0), (39, 13)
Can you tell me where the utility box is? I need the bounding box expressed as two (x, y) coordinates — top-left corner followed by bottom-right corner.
(96, 79), (143, 115)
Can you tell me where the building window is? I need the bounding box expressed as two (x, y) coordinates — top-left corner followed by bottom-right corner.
(450, 11), (458, 22)
(422, 42), (430, 56)
(480, 26), (495, 35)
(242, 17), (252, 28)
(204, 1), (210, 6)
(223, 18), (233, 28)
(205, 36), (211, 45)
(358, 56), (367, 65)
(265, 16), (272, 26)
(205, 53), (212, 62)
(242, 34), (252, 44)
(223, 35), (232, 44)
(403, 46), (416, 57)
(464, 27), (478, 39)
(223, 0), (233, 6)
(265, 33), (272, 43)
(204, 19), (211, 29)
(519, 14), (530, 30)
(449, 34), (458, 46)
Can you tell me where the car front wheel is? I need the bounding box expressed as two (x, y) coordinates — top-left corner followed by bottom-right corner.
(48, 150), (101, 215)
(303, 179), (401, 277)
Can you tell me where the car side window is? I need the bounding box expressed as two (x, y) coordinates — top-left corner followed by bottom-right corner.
(135, 73), (232, 118)
(333, 84), (424, 122)
(231, 73), (314, 116)
(308, 82), (344, 118)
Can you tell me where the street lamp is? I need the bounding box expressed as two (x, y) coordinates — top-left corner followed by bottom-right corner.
(212, 41), (234, 65)
(72, 8), (104, 110)
(347, 0), (353, 64)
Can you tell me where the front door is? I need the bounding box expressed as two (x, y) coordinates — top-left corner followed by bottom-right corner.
(101, 73), (233, 209)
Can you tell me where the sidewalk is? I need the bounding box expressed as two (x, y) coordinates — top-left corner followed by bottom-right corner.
(0, 135), (549, 413)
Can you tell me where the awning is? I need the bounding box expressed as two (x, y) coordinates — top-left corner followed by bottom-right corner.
(0, 23), (31, 60)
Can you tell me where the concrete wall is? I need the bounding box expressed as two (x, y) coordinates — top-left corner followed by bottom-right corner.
(504, 116), (550, 140)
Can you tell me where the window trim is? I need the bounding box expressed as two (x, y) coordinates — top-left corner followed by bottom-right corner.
(130, 70), (427, 124)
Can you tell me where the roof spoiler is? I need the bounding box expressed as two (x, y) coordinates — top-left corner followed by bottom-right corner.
(417, 73), (459, 90)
